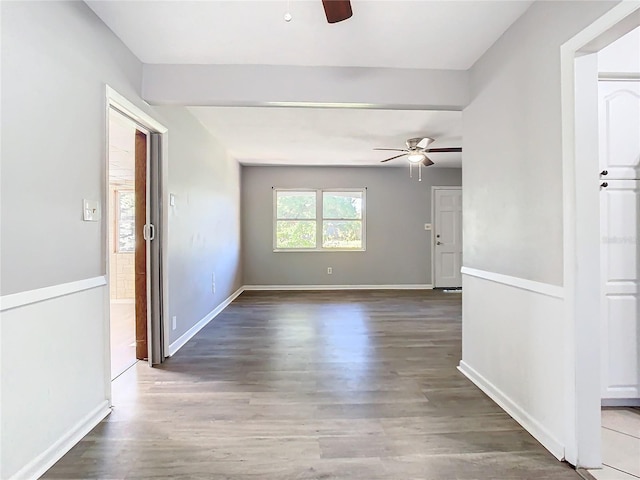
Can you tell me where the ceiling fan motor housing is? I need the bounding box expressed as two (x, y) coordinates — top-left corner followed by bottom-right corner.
(406, 137), (435, 150)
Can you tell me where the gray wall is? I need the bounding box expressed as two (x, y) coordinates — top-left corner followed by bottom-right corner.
(157, 106), (242, 344)
(242, 166), (462, 286)
(462, 0), (616, 286)
(1, 0), (143, 295)
(0, 2), (242, 477)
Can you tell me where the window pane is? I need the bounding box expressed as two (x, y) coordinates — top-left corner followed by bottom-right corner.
(276, 220), (316, 249)
(323, 191), (362, 219)
(118, 192), (135, 253)
(276, 191), (316, 219)
(323, 220), (362, 249)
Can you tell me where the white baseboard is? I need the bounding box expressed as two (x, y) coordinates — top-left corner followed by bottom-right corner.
(9, 401), (111, 480)
(243, 284), (433, 291)
(168, 287), (244, 357)
(602, 398), (640, 407)
(458, 360), (565, 461)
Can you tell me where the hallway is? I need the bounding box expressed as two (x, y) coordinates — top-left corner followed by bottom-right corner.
(43, 291), (581, 479)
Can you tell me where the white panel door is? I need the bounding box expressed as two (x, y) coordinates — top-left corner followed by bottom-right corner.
(599, 80), (640, 180)
(434, 188), (462, 288)
(600, 180), (639, 400)
(599, 79), (640, 401)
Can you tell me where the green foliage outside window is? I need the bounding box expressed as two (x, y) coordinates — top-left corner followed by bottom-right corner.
(322, 192), (362, 248)
(275, 190), (364, 250)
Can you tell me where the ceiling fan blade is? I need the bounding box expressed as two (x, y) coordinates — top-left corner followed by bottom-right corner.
(425, 147), (462, 153)
(374, 148), (407, 152)
(322, 0), (353, 23)
(422, 156), (435, 167)
(380, 153), (407, 163)
(416, 137), (435, 149)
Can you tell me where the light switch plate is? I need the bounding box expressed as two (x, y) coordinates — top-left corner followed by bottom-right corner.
(83, 199), (100, 221)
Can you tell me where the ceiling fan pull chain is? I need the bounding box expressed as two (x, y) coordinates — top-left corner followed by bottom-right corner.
(419, 163), (422, 182)
(409, 163), (413, 178)
(284, 0), (292, 22)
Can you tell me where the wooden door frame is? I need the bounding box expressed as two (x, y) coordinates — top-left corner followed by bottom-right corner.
(134, 130), (148, 359)
(104, 86), (169, 403)
(431, 186), (462, 288)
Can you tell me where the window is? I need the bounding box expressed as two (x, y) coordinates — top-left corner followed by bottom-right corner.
(274, 189), (365, 251)
(116, 190), (135, 253)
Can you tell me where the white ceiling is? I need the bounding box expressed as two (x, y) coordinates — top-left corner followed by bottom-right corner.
(86, 0), (532, 70)
(88, 0), (533, 167)
(189, 107), (462, 167)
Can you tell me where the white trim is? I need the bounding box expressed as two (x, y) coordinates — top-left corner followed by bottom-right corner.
(168, 287), (244, 357)
(458, 361), (565, 461)
(601, 399), (640, 407)
(598, 72), (640, 81)
(243, 284), (433, 291)
(461, 267), (564, 299)
(8, 401), (111, 480)
(106, 86), (167, 134)
(0, 276), (107, 312)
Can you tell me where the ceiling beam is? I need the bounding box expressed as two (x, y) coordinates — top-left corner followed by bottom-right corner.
(142, 64), (469, 110)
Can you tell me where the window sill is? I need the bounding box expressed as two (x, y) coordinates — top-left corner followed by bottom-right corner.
(273, 248), (366, 253)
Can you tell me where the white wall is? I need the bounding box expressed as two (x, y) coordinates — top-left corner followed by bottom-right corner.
(0, 2), (242, 478)
(461, 0), (618, 463)
(242, 166), (461, 287)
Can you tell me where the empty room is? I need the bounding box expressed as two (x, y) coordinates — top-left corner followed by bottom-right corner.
(1, 1), (639, 479)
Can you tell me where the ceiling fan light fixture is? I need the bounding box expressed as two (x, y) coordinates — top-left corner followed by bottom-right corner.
(407, 152), (425, 163)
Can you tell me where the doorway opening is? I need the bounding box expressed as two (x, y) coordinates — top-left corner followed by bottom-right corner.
(562, 2), (640, 471)
(108, 110), (148, 379)
(594, 25), (640, 480)
(104, 86), (169, 388)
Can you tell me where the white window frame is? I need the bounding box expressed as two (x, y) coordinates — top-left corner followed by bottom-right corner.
(273, 188), (367, 252)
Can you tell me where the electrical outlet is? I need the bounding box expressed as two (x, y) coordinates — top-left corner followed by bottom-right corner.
(327, 267), (333, 275)
(172, 316), (177, 330)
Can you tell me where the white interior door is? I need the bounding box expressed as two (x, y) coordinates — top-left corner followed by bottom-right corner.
(599, 80), (640, 180)
(433, 187), (462, 288)
(599, 79), (640, 402)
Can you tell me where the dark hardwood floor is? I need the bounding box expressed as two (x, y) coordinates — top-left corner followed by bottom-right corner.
(43, 290), (580, 479)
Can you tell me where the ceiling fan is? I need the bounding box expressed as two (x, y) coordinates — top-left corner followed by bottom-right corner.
(375, 137), (462, 167)
(322, 0), (352, 23)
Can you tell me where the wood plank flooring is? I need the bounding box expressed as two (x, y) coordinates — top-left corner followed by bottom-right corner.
(43, 290), (581, 479)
